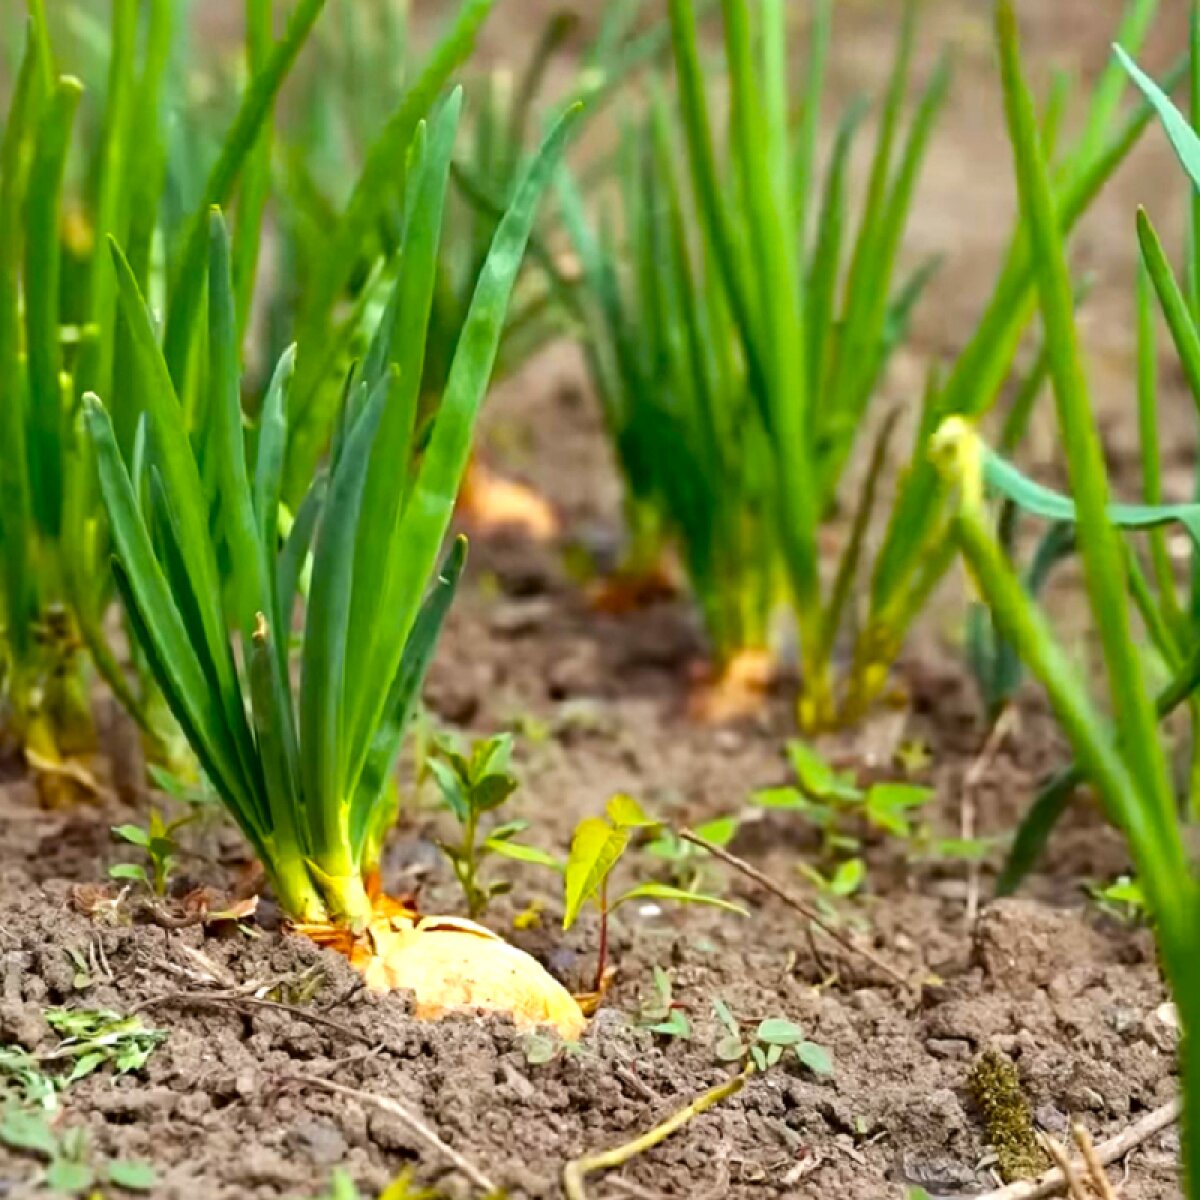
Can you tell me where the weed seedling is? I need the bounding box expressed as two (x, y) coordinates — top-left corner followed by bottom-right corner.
(518, 1030), (588, 1068)
(0, 1107), (156, 1195)
(563, 795), (747, 994)
(754, 741), (933, 890)
(42, 1009), (165, 1083)
(711, 999), (833, 1077)
(430, 733), (559, 917)
(637, 967), (691, 1040)
(644, 816), (739, 893)
(109, 809), (195, 897)
(1087, 875), (1149, 925)
(0, 1008), (164, 1114)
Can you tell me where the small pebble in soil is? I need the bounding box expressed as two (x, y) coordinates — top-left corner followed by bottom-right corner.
(287, 1118), (348, 1166)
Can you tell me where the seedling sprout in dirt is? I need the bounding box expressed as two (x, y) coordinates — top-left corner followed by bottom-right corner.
(563, 794), (748, 995)
(0, 1108), (156, 1197)
(429, 731), (559, 916)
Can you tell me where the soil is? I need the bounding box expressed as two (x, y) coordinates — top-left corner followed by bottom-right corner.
(1, 2), (1195, 1198)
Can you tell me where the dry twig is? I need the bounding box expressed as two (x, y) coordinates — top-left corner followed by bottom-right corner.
(283, 1075), (497, 1194)
(976, 1099), (1180, 1200)
(680, 828), (911, 989)
(962, 706), (1016, 924)
(563, 1067), (751, 1200)
(129, 988), (379, 1048)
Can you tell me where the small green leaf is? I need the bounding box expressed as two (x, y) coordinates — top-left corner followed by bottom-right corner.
(766, 1042), (783, 1067)
(866, 783), (933, 811)
(796, 1041), (834, 1076)
(472, 773), (519, 814)
(606, 793), (658, 829)
(112, 825), (151, 848)
(693, 816), (738, 846)
(488, 820), (529, 842)
(108, 864), (150, 887)
(712, 997), (739, 1037)
(428, 758), (470, 824)
(829, 858), (865, 897)
(787, 741), (841, 797)
(0, 1108), (57, 1156)
(521, 1033), (557, 1065)
(750, 1045), (768, 1071)
(46, 1158), (94, 1193)
(648, 1009), (691, 1039)
(106, 1159), (158, 1191)
(716, 1035), (747, 1062)
(751, 787), (810, 811)
(65, 1051), (106, 1084)
(484, 839), (562, 871)
(755, 1018), (805, 1047)
(611, 882), (749, 917)
(562, 817), (630, 929)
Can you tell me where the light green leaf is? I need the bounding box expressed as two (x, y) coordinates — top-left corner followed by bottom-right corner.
(611, 882), (748, 917)
(1114, 44), (1200, 193)
(795, 1041), (834, 1076)
(485, 840), (562, 871)
(105, 1159), (158, 1192)
(755, 1017), (805, 1047)
(563, 817), (630, 929)
(606, 793), (658, 829)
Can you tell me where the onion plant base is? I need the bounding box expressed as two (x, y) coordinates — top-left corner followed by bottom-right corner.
(456, 460), (560, 542)
(686, 649), (775, 724)
(297, 898), (587, 1040)
(586, 565), (678, 616)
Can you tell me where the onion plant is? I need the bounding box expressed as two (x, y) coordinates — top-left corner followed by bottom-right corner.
(84, 96), (577, 925)
(0, 0), (324, 782)
(934, 3), (1199, 1182)
(563, 0), (948, 713)
(278, 0), (677, 502)
(850, 0), (1180, 725)
(958, 11), (1200, 893)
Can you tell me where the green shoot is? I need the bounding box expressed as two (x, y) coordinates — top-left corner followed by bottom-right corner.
(109, 810), (194, 897)
(711, 998), (832, 1077)
(0, 1107), (157, 1196)
(1086, 875), (1150, 924)
(637, 967), (691, 1040)
(430, 732), (556, 917)
(933, 3), (1200, 1185)
(84, 100), (580, 929)
(563, 795), (747, 993)
(753, 741), (933, 886)
(0, 1007), (164, 1114)
(644, 816), (739, 893)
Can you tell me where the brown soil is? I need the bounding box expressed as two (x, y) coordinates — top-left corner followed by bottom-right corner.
(1, 2), (1193, 1199)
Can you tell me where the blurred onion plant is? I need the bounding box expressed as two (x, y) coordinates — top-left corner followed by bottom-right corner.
(565, 0), (1179, 730)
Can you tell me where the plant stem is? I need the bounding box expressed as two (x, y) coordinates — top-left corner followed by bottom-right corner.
(563, 1066), (753, 1200)
(594, 878), (609, 994)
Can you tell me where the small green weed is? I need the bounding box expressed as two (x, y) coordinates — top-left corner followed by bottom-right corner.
(563, 795), (747, 993)
(644, 816), (738, 893)
(0, 1106), (156, 1196)
(430, 733), (558, 917)
(753, 741), (934, 893)
(637, 967), (691, 1040)
(711, 999), (832, 1077)
(0, 1008), (164, 1113)
(109, 809), (195, 896)
(1087, 875), (1149, 924)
